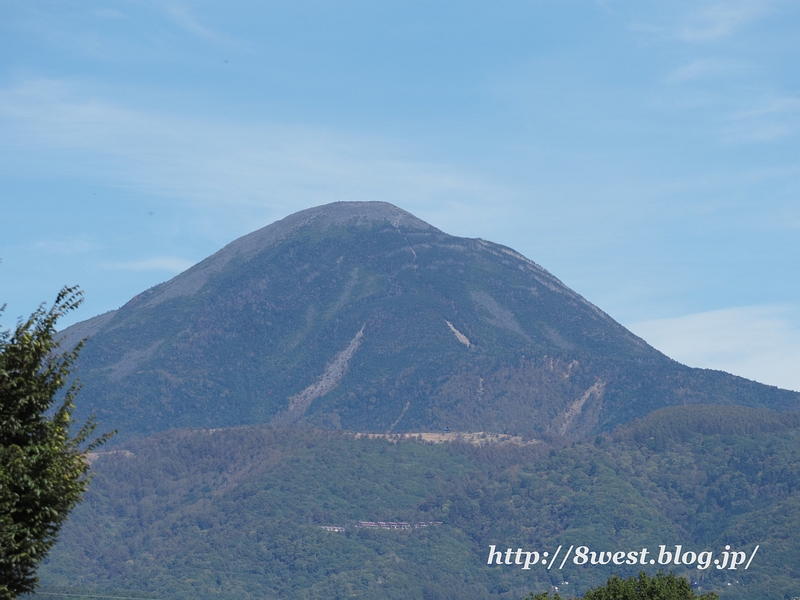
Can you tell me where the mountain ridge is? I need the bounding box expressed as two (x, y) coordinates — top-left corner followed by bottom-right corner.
(58, 202), (436, 349)
(58, 201), (800, 441)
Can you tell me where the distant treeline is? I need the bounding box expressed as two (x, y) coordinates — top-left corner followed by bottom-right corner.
(614, 404), (800, 447)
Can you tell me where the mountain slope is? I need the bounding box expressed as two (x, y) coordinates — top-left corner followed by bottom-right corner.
(59, 201), (800, 440)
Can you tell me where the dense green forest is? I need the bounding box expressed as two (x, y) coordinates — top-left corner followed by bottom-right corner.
(34, 405), (800, 599)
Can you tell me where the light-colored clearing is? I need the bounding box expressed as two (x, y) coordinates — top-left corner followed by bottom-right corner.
(557, 380), (605, 436)
(446, 320), (471, 347)
(287, 325), (365, 416)
(87, 449), (135, 464)
(355, 431), (539, 446)
(386, 400), (411, 433)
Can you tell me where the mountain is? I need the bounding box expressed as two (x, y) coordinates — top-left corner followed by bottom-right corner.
(43, 203), (800, 599)
(60, 201), (800, 440)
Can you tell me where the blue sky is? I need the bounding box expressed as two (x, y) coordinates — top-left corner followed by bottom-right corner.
(1, 1), (799, 390)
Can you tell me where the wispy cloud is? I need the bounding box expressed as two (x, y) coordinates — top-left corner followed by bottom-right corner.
(34, 239), (97, 255)
(101, 257), (195, 272)
(91, 8), (127, 20)
(629, 0), (780, 43)
(665, 58), (748, 83)
(164, 3), (229, 43)
(628, 304), (800, 392)
(0, 78), (500, 216)
(723, 95), (800, 142)
(679, 0), (772, 41)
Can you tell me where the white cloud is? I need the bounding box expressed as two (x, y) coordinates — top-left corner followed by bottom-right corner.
(164, 3), (230, 44)
(628, 304), (800, 392)
(91, 8), (127, 20)
(723, 95), (800, 142)
(34, 238), (97, 254)
(0, 78), (500, 215)
(628, 0), (781, 43)
(101, 257), (195, 272)
(679, 0), (772, 41)
(665, 58), (748, 83)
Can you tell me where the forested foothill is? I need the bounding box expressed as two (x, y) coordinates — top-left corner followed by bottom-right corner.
(33, 405), (800, 599)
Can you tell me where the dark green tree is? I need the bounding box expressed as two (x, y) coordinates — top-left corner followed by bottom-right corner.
(526, 571), (718, 600)
(0, 287), (113, 599)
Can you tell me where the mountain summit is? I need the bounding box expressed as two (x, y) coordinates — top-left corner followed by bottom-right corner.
(61, 201), (800, 440)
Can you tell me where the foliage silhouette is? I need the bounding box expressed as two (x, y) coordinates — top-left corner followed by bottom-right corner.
(526, 571), (719, 599)
(0, 287), (113, 598)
